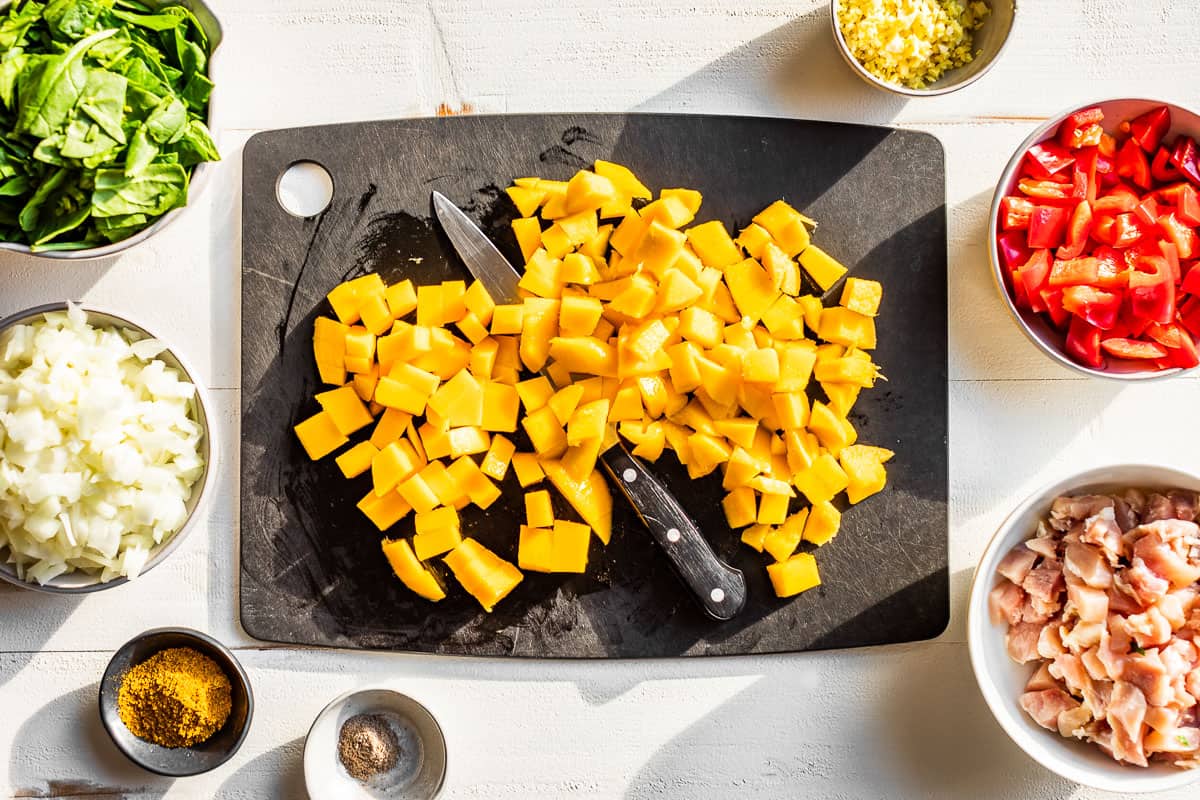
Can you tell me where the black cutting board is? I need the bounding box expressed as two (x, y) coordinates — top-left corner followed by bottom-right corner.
(239, 113), (948, 657)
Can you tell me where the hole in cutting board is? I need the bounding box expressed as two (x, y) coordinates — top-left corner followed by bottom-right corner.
(277, 161), (334, 217)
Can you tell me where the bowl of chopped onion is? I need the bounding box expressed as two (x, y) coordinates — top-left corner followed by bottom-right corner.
(0, 303), (214, 592)
(830, 0), (1017, 96)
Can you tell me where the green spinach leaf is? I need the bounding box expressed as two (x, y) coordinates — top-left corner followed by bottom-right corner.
(15, 27), (115, 137)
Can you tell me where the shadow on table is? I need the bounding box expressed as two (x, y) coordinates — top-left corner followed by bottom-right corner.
(216, 735), (307, 800)
(619, 644), (1076, 800)
(7, 683), (173, 798)
(0, 586), (81, 689)
(632, 7), (909, 126)
(0, 249), (120, 318)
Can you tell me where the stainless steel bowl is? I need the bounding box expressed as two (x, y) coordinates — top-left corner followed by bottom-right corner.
(0, 0), (222, 260)
(988, 98), (1200, 381)
(830, 0), (1016, 97)
(0, 303), (215, 592)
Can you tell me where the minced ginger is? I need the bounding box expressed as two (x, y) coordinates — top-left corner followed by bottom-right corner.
(838, 0), (990, 90)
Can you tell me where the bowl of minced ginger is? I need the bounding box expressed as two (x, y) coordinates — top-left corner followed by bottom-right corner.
(99, 628), (254, 777)
(831, 0), (1017, 96)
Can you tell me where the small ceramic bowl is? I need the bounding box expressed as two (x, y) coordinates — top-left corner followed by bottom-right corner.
(0, 0), (223, 260)
(988, 98), (1200, 380)
(99, 627), (253, 777)
(0, 303), (216, 593)
(304, 688), (447, 800)
(967, 463), (1200, 793)
(830, 0), (1016, 96)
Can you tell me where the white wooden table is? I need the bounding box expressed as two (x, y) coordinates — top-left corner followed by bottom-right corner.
(3, 1), (1199, 797)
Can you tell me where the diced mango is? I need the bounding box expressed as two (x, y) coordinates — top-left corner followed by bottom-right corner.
(370, 407), (412, 449)
(840, 444), (893, 504)
(372, 440), (420, 496)
(443, 538), (523, 612)
(767, 552), (821, 598)
(381, 538), (444, 601)
(840, 277), (882, 317)
(594, 161), (652, 200)
(763, 509), (809, 562)
(818, 307), (877, 349)
(724, 258), (780, 322)
(520, 297), (559, 371)
(295, 411), (348, 460)
(313, 316), (349, 386)
(549, 336), (618, 377)
(480, 434), (516, 481)
(359, 490), (412, 531)
(518, 525), (555, 572)
(803, 500), (841, 546)
(397, 472), (440, 514)
(523, 406), (568, 458)
(541, 460), (612, 543)
(336, 441), (379, 479)
(792, 452), (849, 505)
(565, 170), (617, 214)
(722, 487), (757, 528)
(525, 489), (555, 529)
(511, 452), (546, 487)
(799, 244), (848, 291)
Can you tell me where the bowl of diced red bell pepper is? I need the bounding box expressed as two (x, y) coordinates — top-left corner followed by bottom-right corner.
(990, 99), (1200, 378)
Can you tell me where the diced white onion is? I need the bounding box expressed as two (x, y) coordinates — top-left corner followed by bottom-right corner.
(0, 304), (205, 584)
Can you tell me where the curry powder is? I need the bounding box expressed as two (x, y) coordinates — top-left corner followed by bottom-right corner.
(117, 646), (233, 748)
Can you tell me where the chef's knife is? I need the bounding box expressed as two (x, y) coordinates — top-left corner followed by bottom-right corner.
(432, 191), (747, 620)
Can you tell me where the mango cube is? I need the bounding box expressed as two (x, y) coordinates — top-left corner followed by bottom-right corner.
(480, 381), (520, 433)
(443, 538), (524, 612)
(335, 441), (379, 479)
(839, 277), (882, 317)
(803, 500), (841, 546)
(372, 440), (420, 496)
(518, 525), (555, 572)
(764, 509), (809, 562)
(294, 411), (348, 460)
(385, 279), (418, 319)
(512, 452), (546, 487)
(541, 460), (612, 543)
(792, 453), (849, 505)
(525, 489), (555, 529)
(359, 490), (412, 531)
(722, 487), (757, 529)
(724, 258), (780, 322)
(522, 406), (568, 458)
(381, 538), (445, 601)
(316, 385), (374, 436)
(313, 316), (349, 386)
(370, 407), (412, 449)
(549, 519), (591, 573)
(799, 244), (848, 291)
(767, 552), (821, 598)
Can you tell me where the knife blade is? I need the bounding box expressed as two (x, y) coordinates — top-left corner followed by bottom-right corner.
(432, 191), (747, 620)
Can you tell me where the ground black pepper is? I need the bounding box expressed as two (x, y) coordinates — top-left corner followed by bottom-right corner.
(338, 713), (401, 782)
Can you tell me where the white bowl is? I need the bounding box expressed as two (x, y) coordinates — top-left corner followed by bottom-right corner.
(0, 0), (222, 260)
(0, 303), (216, 593)
(830, 0), (1017, 96)
(967, 463), (1200, 793)
(988, 98), (1200, 381)
(304, 688), (447, 800)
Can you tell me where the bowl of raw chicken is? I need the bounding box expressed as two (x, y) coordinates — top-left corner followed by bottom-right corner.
(968, 464), (1200, 793)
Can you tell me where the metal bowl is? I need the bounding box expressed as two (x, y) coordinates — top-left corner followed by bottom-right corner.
(0, 303), (215, 592)
(99, 627), (253, 777)
(0, 0), (222, 260)
(304, 688), (448, 800)
(988, 98), (1200, 380)
(830, 0), (1016, 97)
(967, 464), (1200, 793)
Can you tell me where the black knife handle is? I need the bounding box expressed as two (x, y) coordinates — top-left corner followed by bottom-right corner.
(601, 442), (748, 620)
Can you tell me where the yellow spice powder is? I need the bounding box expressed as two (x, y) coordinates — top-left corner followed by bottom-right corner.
(838, 0), (990, 90)
(117, 646), (233, 748)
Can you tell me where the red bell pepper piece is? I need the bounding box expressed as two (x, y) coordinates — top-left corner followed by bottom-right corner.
(1166, 331), (1200, 368)
(1177, 184), (1200, 226)
(1092, 246), (1130, 289)
(1092, 213), (1145, 247)
(1145, 321), (1188, 349)
(1100, 337), (1168, 359)
(1182, 262), (1200, 295)
(1072, 148), (1098, 203)
(1000, 196), (1035, 230)
(1179, 296), (1200, 337)
(1027, 206), (1070, 249)
(1093, 188), (1138, 214)
(1160, 240), (1182, 284)
(1134, 195), (1161, 227)
(1170, 135), (1200, 186)
(1009, 267), (1030, 309)
(1055, 201), (1093, 260)
(1116, 139), (1152, 189)
(1157, 212), (1199, 259)
(1127, 105), (1171, 153)
(1024, 141), (1075, 178)
(1065, 315), (1105, 368)
(1059, 107), (1105, 150)
(1049, 256), (1099, 286)
(1062, 285), (1123, 330)
(1017, 177), (1075, 204)
(1129, 255), (1177, 324)
(1040, 287), (1070, 328)
(1017, 249), (1053, 312)
(1151, 147), (1182, 183)
(997, 231), (1032, 269)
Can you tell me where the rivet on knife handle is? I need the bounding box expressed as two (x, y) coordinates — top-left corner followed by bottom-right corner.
(600, 442), (747, 620)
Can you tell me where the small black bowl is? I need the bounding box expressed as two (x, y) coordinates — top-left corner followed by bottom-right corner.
(99, 627), (254, 777)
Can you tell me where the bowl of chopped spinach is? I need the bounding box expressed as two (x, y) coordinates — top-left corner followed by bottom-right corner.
(0, 0), (221, 257)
